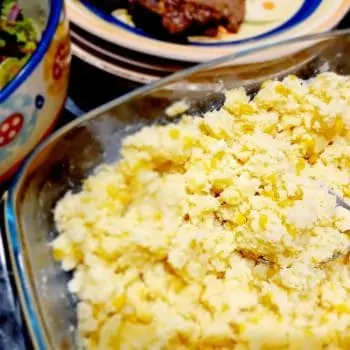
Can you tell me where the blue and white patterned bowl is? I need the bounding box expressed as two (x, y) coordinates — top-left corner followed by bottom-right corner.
(0, 0), (71, 181)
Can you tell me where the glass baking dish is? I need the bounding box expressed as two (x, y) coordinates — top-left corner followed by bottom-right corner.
(3, 29), (350, 349)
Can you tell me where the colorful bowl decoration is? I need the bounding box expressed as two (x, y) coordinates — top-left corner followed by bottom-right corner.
(0, 0), (71, 182)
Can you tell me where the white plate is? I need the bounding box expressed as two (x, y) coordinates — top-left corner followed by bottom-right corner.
(71, 30), (326, 91)
(71, 42), (161, 84)
(66, 0), (349, 62)
(70, 25), (190, 73)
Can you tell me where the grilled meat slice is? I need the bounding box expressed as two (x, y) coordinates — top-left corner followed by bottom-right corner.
(129, 0), (246, 39)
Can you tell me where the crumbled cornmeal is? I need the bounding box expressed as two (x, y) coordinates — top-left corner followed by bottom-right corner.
(165, 99), (190, 118)
(53, 73), (350, 350)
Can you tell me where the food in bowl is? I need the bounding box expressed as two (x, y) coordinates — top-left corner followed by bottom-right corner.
(0, 0), (70, 182)
(0, 0), (39, 89)
(52, 72), (350, 349)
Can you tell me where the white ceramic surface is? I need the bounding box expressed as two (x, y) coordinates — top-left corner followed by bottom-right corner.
(71, 31), (324, 90)
(67, 0), (349, 62)
(71, 42), (159, 84)
(70, 26), (188, 73)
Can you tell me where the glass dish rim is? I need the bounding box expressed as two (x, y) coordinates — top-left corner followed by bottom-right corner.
(4, 28), (350, 349)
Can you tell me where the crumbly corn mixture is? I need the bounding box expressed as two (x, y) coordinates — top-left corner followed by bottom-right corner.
(53, 73), (350, 350)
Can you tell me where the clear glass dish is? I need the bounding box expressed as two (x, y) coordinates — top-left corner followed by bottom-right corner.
(3, 29), (350, 349)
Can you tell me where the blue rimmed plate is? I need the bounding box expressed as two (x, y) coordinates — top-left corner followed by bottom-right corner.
(67, 0), (348, 62)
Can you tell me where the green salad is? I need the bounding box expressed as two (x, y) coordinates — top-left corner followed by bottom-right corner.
(0, 0), (38, 90)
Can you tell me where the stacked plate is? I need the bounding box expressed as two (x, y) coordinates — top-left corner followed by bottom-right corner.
(67, 0), (349, 83)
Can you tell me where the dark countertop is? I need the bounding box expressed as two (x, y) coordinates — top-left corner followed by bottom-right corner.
(0, 14), (349, 349)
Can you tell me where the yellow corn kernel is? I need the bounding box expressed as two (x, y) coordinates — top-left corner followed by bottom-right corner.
(86, 336), (99, 350)
(279, 199), (294, 208)
(344, 187), (350, 198)
(266, 174), (277, 185)
(92, 304), (102, 319)
(238, 324), (246, 332)
(241, 145), (250, 152)
(118, 192), (131, 206)
(296, 158), (306, 173)
(333, 118), (345, 135)
(136, 310), (152, 324)
(345, 159), (350, 170)
(183, 135), (194, 146)
(311, 115), (326, 130)
(305, 328), (314, 337)
(302, 138), (315, 152)
(263, 190), (275, 199)
(240, 104), (255, 115)
(275, 84), (289, 96)
(259, 214), (268, 230)
(96, 238), (120, 259)
(264, 124), (276, 134)
(320, 314), (329, 324)
(95, 243), (106, 257)
(249, 313), (264, 324)
(242, 123), (254, 134)
(107, 184), (119, 198)
(169, 128), (180, 139)
(172, 279), (185, 293)
(234, 213), (247, 225)
(325, 117), (346, 140)
(306, 138), (315, 150)
(74, 249), (83, 263)
(237, 155), (249, 165)
(52, 247), (66, 261)
(112, 295), (126, 312)
(286, 224), (298, 237)
(153, 211), (163, 221)
(210, 157), (219, 168)
(267, 266), (277, 279)
(293, 188), (304, 201)
(335, 304), (350, 313)
(308, 154), (318, 165)
(124, 313), (139, 323)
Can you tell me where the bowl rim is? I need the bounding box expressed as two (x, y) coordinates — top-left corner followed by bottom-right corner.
(4, 28), (350, 349)
(0, 0), (63, 103)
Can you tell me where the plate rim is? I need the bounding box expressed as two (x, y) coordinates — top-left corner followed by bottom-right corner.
(79, 0), (322, 46)
(66, 0), (349, 62)
(70, 27), (189, 72)
(71, 42), (160, 84)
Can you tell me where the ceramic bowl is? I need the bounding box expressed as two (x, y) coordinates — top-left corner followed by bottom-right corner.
(0, 0), (71, 182)
(3, 30), (350, 349)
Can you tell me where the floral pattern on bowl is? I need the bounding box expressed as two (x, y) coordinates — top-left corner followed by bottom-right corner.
(0, 1), (71, 182)
(0, 94), (45, 157)
(44, 20), (71, 97)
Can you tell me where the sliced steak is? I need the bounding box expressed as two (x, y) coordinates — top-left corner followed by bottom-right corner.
(129, 0), (246, 40)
